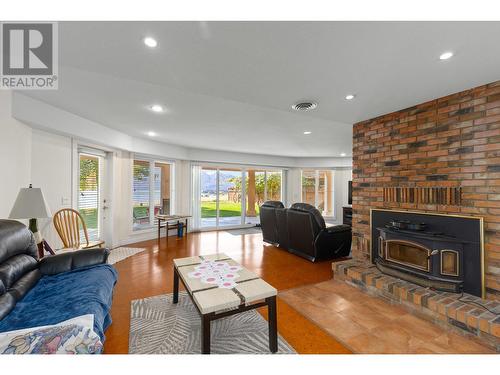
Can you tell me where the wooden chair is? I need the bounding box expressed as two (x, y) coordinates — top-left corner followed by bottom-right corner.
(53, 208), (105, 250)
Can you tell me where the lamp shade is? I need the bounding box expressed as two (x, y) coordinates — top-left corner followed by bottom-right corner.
(9, 186), (51, 219)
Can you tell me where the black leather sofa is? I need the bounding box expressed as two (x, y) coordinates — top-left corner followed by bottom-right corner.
(259, 201), (352, 262)
(0, 220), (116, 341)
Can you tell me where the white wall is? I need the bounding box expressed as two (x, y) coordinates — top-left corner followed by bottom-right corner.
(332, 168), (353, 224)
(294, 157), (353, 168)
(286, 168), (302, 205)
(30, 129), (73, 248)
(0, 91), (32, 220)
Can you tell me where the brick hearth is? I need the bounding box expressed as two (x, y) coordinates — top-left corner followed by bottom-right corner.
(352, 80), (500, 300)
(333, 259), (500, 351)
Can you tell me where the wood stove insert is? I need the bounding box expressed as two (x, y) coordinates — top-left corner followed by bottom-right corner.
(370, 209), (484, 297)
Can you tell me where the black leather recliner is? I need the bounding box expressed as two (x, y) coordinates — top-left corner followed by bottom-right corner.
(275, 207), (289, 249)
(287, 203), (352, 262)
(0, 220), (110, 320)
(259, 201), (284, 245)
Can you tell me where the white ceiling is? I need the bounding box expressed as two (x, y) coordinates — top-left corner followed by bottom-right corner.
(23, 21), (500, 157)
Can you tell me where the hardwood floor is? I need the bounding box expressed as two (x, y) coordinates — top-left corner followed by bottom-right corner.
(104, 230), (351, 354)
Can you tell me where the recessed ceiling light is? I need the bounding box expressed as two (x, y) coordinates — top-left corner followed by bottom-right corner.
(147, 131), (156, 137)
(150, 104), (164, 113)
(345, 94), (355, 100)
(439, 51), (453, 60)
(143, 37), (158, 48)
(303, 131), (312, 135)
(340, 152), (347, 157)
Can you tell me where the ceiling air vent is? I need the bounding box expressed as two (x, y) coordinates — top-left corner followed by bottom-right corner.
(292, 101), (318, 111)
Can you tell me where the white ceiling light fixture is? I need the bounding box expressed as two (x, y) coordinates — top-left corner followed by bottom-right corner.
(439, 51), (454, 60)
(345, 94), (355, 100)
(147, 131), (157, 137)
(303, 131), (312, 135)
(150, 104), (164, 113)
(340, 152), (347, 157)
(143, 37), (158, 48)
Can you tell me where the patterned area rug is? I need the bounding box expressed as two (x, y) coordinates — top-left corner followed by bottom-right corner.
(129, 292), (296, 354)
(107, 247), (146, 265)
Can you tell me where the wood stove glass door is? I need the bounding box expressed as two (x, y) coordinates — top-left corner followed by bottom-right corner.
(385, 240), (430, 272)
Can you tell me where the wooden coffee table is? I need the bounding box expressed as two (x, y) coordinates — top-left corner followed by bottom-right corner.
(172, 253), (278, 354)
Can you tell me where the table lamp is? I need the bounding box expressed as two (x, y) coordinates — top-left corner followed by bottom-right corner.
(9, 184), (55, 258)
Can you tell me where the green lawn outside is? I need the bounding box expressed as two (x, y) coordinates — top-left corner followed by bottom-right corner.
(81, 206), (150, 229)
(201, 201), (259, 218)
(81, 203), (257, 227)
(79, 208), (98, 229)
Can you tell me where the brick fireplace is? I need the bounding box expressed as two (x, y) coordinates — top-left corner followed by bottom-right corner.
(352, 80), (500, 301)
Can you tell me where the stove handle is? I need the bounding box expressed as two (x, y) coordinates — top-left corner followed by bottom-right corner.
(427, 249), (439, 259)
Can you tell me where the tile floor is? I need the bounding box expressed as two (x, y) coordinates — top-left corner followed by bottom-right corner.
(280, 279), (496, 353)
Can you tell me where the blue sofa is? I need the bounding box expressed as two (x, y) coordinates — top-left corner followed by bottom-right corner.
(0, 220), (117, 346)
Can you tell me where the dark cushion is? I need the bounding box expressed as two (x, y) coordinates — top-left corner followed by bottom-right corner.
(290, 203), (326, 230)
(0, 294), (16, 322)
(260, 201), (283, 244)
(8, 269), (41, 301)
(0, 220), (37, 264)
(0, 220), (39, 320)
(276, 207), (289, 249)
(39, 248), (110, 276)
(0, 254), (38, 290)
(326, 224), (352, 233)
(261, 201), (285, 209)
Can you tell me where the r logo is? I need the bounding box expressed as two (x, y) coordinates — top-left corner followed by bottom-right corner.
(2, 23), (53, 75)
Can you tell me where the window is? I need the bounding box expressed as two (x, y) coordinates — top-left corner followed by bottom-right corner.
(301, 169), (334, 216)
(78, 153), (101, 241)
(133, 158), (173, 231)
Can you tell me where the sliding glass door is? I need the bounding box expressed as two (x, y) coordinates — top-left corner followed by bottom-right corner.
(200, 168), (217, 228)
(218, 169), (243, 227)
(244, 170), (264, 225)
(195, 166), (284, 230)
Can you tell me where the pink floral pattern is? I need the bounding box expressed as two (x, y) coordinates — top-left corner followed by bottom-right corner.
(188, 260), (242, 289)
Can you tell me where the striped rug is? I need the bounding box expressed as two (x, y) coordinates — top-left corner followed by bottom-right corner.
(129, 292), (296, 354)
